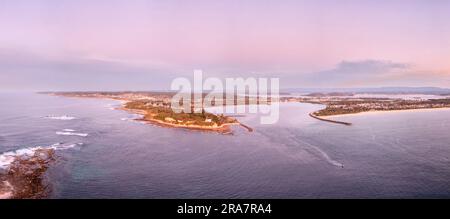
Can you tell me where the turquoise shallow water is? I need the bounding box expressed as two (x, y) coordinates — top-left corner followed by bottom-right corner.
(1, 93), (450, 198)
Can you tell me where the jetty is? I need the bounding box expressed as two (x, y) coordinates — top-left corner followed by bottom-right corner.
(309, 113), (352, 126)
(239, 122), (254, 132)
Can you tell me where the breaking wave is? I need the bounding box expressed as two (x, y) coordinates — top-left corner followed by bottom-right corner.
(106, 103), (119, 110)
(56, 132), (88, 137)
(120, 114), (144, 122)
(44, 115), (76, 120)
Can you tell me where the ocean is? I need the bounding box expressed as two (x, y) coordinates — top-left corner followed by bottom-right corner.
(1, 92), (450, 198)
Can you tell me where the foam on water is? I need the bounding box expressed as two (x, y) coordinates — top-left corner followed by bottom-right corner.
(309, 144), (344, 168)
(120, 114), (144, 122)
(288, 133), (344, 168)
(62, 129), (76, 132)
(301, 141), (344, 168)
(44, 115), (76, 120)
(48, 142), (83, 150)
(56, 132), (88, 137)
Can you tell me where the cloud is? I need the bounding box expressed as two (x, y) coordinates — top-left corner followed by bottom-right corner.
(1, 50), (448, 91)
(332, 60), (410, 76)
(283, 59), (414, 88)
(312, 60), (410, 85)
(0, 49), (179, 91)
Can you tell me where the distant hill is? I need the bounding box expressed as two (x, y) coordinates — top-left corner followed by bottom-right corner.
(305, 92), (354, 97)
(283, 87), (450, 95)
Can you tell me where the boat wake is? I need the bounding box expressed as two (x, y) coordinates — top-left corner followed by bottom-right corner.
(302, 141), (344, 168)
(62, 129), (76, 132)
(287, 131), (344, 168)
(258, 128), (344, 168)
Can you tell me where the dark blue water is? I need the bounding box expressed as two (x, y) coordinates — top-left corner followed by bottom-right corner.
(1, 93), (450, 198)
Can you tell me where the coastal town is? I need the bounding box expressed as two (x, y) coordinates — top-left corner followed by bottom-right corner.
(282, 93), (450, 117)
(46, 91), (450, 128)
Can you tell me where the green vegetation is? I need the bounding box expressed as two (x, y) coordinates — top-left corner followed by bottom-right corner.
(314, 98), (450, 116)
(125, 100), (236, 126)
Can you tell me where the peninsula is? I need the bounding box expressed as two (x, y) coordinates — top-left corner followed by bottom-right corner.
(47, 92), (253, 134)
(282, 93), (450, 125)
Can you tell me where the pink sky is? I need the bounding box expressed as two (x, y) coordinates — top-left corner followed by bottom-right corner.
(0, 0), (449, 90)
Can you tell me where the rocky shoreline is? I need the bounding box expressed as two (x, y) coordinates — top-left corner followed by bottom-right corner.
(120, 107), (245, 134)
(0, 148), (55, 199)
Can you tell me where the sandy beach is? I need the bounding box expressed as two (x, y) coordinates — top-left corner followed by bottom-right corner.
(322, 107), (450, 119)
